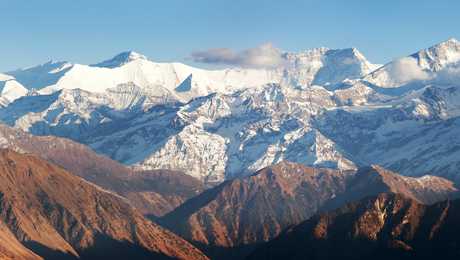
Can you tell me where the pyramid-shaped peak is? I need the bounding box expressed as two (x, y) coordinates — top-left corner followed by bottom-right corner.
(92, 51), (148, 68)
(325, 47), (369, 61)
(119, 51), (148, 60)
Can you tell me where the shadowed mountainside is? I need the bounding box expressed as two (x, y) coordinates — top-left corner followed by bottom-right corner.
(248, 193), (460, 260)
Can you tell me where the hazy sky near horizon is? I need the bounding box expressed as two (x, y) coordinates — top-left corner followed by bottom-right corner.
(1, 0), (459, 71)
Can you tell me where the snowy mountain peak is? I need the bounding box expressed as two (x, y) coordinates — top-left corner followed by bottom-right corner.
(435, 37), (459, 47)
(0, 73), (14, 81)
(364, 38), (460, 88)
(411, 38), (460, 71)
(2, 40), (460, 184)
(282, 47), (378, 87)
(91, 51), (148, 68)
(348, 47), (370, 61)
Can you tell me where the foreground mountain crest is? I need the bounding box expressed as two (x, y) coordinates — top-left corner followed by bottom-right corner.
(160, 161), (457, 259)
(0, 149), (208, 259)
(249, 192), (460, 260)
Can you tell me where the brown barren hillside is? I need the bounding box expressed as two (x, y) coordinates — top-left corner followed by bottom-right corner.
(161, 162), (457, 259)
(0, 149), (208, 260)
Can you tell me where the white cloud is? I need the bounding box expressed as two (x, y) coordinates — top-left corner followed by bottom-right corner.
(190, 43), (285, 69)
(434, 65), (460, 85)
(388, 57), (430, 83)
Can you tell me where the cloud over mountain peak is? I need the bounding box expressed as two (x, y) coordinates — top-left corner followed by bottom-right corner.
(190, 43), (285, 69)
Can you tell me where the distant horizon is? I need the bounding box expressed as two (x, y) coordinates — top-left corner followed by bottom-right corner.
(1, 0), (459, 71)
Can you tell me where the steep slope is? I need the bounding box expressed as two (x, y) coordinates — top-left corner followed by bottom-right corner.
(0, 124), (204, 217)
(159, 162), (457, 259)
(0, 220), (42, 260)
(0, 149), (208, 260)
(248, 193), (460, 260)
(121, 170), (205, 218)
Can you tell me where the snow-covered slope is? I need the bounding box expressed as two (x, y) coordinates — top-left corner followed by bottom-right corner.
(5, 48), (377, 103)
(128, 84), (356, 183)
(2, 39), (460, 184)
(316, 88), (460, 182)
(7, 61), (73, 90)
(0, 73), (28, 106)
(365, 38), (460, 88)
(91, 51), (148, 68)
(283, 47), (379, 88)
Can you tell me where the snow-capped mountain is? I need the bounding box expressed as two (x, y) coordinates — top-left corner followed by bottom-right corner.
(3, 48), (377, 103)
(365, 38), (460, 88)
(1, 39), (460, 184)
(91, 51), (149, 68)
(0, 73), (28, 105)
(283, 47), (380, 88)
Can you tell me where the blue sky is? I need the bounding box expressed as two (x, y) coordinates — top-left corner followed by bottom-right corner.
(1, 0), (459, 71)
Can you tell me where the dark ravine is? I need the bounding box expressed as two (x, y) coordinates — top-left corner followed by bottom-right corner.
(248, 193), (460, 260)
(0, 124), (205, 217)
(160, 162), (458, 259)
(0, 149), (208, 260)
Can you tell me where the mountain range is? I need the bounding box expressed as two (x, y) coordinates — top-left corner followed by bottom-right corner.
(1, 39), (460, 185)
(0, 124), (456, 259)
(1, 38), (460, 259)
